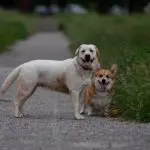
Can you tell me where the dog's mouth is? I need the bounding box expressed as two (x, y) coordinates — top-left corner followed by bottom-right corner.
(98, 80), (109, 92)
(78, 56), (95, 71)
(81, 57), (94, 63)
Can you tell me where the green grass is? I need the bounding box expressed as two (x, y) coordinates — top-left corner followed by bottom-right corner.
(0, 10), (37, 33)
(56, 13), (150, 122)
(0, 10), (38, 53)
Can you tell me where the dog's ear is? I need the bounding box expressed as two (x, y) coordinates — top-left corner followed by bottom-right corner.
(92, 46), (101, 71)
(95, 46), (100, 64)
(75, 48), (79, 56)
(75, 45), (82, 56)
(110, 64), (117, 76)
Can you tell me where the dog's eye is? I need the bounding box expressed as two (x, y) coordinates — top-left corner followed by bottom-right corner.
(99, 74), (103, 78)
(90, 49), (93, 53)
(81, 50), (85, 53)
(106, 75), (110, 79)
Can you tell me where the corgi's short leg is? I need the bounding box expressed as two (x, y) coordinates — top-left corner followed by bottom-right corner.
(86, 105), (93, 116)
(80, 104), (86, 114)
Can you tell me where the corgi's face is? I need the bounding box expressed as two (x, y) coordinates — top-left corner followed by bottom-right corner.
(93, 64), (117, 92)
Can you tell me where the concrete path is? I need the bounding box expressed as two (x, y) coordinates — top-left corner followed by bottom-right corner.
(0, 32), (70, 67)
(0, 31), (150, 150)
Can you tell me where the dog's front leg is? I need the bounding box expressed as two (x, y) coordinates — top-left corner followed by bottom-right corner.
(86, 105), (93, 116)
(70, 91), (85, 120)
(80, 103), (86, 114)
(103, 104), (111, 117)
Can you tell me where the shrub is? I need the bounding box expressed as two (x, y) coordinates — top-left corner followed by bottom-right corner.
(0, 20), (28, 52)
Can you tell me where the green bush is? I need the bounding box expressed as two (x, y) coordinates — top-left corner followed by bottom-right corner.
(56, 13), (150, 122)
(0, 10), (38, 53)
(0, 20), (28, 52)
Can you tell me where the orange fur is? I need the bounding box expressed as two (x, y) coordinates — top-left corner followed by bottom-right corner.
(84, 83), (96, 104)
(38, 74), (69, 94)
(84, 64), (117, 105)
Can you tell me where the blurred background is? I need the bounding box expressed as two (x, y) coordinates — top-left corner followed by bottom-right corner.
(0, 0), (150, 14)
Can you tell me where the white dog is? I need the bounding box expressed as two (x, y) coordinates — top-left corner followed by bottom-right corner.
(1, 44), (100, 119)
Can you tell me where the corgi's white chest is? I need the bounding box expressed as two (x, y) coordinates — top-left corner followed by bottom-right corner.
(91, 92), (111, 109)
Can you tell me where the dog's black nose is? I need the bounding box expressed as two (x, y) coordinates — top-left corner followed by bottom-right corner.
(102, 79), (106, 84)
(85, 54), (91, 62)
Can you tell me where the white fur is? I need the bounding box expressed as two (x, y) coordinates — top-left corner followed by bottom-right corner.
(80, 90), (111, 116)
(87, 92), (111, 116)
(1, 44), (100, 119)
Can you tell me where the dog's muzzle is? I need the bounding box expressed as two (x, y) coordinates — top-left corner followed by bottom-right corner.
(102, 79), (106, 84)
(98, 80), (109, 92)
(84, 54), (91, 62)
(81, 54), (95, 63)
(99, 79), (109, 85)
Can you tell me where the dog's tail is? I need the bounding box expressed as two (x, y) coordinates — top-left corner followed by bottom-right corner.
(1, 66), (21, 94)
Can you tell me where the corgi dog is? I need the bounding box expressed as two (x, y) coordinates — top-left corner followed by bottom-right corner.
(80, 64), (117, 116)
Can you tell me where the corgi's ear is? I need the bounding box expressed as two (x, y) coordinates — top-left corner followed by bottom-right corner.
(110, 64), (117, 76)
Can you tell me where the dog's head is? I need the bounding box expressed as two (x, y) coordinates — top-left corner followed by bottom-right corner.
(92, 64), (117, 92)
(75, 44), (100, 70)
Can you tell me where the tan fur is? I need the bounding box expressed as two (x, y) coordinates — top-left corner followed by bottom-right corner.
(38, 75), (69, 94)
(84, 83), (96, 104)
(84, 67), (117, 104)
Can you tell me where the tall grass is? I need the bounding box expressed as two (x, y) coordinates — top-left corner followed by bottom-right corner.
(0, 10), (37, 34)
(0, 10), (37, 53)
(56, 13), (150, 122)
(0, 20), (28, 52)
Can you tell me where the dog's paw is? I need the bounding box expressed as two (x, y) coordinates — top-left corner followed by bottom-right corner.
(75, 114), (85, 120)
(86, 107), (93, 116)
(80, 110), (85, 114)
(87, 112), (93, 116)
(80, 106), (86, 114)
(15, 113), (24, 118)
(103, 112), (110, 117)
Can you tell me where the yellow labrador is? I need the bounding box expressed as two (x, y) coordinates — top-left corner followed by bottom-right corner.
(1, 44), (100, 119)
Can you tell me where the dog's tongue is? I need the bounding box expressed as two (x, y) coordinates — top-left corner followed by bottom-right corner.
(101, 84), (107, 92)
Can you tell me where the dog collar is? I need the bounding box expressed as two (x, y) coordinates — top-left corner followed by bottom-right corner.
(74, 60), (93, 81)
(77, 61), (92, 71)
(80, 64), (92, 71)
